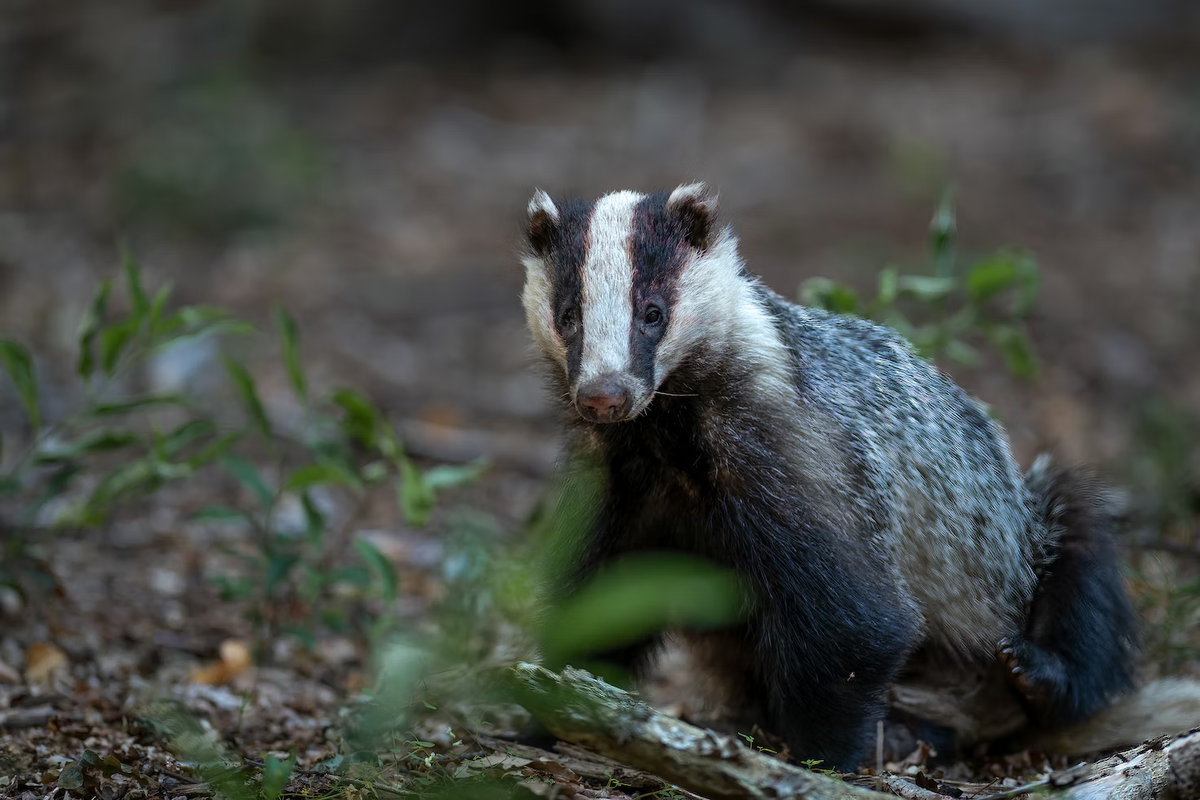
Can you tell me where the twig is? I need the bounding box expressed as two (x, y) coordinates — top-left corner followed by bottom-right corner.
(881, 775), (944, 800)
(0, 705), (61, 729)
(974, 777), (1052, 800)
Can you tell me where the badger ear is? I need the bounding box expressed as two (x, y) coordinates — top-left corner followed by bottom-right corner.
(668, 182), (718, 250)
(526, 189), (560, 256)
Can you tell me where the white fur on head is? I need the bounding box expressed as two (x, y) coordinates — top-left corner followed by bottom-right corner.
(521, 254), (565, 370)
(521, 189), (566, 370)
(578, 191), (641, 392)
(654, 228), (793, 405)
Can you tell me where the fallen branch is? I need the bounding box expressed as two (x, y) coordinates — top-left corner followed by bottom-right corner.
(1044, 730), (1200, 800)
(880, 774), (943, 800)
(0, 705), (61, 729)
(501, 663), (1200, 800)
(505, 662), (891, 800)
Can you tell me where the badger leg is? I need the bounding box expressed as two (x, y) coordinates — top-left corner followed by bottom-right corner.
(732, 557), (920, 771)
(999, 461), (1139, 724)
(752, 609), (914, 770)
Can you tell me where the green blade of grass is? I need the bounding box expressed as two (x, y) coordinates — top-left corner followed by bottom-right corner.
(0, 338), (40, 431)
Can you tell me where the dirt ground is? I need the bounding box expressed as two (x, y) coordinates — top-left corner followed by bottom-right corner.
(1, 11), (1199, 799)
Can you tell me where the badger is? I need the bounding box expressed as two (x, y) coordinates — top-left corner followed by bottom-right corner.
(520, 182), (1144, 768)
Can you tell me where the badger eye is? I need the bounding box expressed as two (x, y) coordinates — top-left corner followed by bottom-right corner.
(644, 306), (663, 326)
(559, 307), (579, 336)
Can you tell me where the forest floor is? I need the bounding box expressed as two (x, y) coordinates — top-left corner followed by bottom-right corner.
(1, 31), (1199, 799)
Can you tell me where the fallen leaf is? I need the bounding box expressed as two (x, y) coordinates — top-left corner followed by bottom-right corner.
(191, 639), (253, 685)
(531, 757), (580, 782)
(25, 642), (68, 684)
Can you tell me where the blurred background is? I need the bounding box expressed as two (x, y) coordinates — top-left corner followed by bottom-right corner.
(2, 0), (1199, 713)
(5, 0), (1200, 470)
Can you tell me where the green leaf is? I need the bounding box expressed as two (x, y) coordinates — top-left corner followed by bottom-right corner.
(99, 319), (138, 376)
(876, 266), (898, 306)
(57, 761), (85, 790)
(32, 463), (81, 509)
(331, 388), (380, 449)
(222, 357), (272, 440)
(799, 278), (858, 315)
(313, 754), (345, 774)
(215, 575), (257, 601)
(355, 537), (398, 602)
(285, 622), (321, 649)
(375, 424), (403, 461)
(190, 505), (248, 523)
(91, 394), (186, 416)
(272, 305), (307, 402)
(285, 461), (362, 492)
(265, 551), (300, 595)
(967, 252), (1039, 315)
(943, 338), (982, 367)
(160, 419), (217, 456)
(326, 565), (372, 588)
(147, 281), (175, 340)
(34, 429), (141, 464)
(221, 455), (273, 509)
(539, 553), (746, 671)
(0, 338), (39, 430)
(77, 278), (112, 378)
(361, 460), (388, 484)
(186, 431), (243, 468)
(989, 325), (1038, 379)
(122, 245), (150, 326)
(929, 187), (956, 272)
(422, 459), (488, 491)
(87, 459), (161, 511)
(154, 306), (254, 345)
(396, 461), (434, 526)
(897, 275), (956, 302)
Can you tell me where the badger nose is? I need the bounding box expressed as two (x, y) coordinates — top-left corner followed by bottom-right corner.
(576, 378), (632, 423)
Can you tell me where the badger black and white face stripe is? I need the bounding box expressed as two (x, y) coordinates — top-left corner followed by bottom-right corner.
(522, 183), (793, 423)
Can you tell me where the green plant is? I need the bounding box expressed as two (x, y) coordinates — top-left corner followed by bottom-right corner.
(0, 254), (484, 654)
(799, 758), (839, 779)
(737, 732), (777, 755)
(800, 190), (1040, 379)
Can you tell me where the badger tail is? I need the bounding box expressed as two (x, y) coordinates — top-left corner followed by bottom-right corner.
(1001, 456), (1140, 726)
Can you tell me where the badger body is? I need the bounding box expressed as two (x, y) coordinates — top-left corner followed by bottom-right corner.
(521, 184), (1139, 768)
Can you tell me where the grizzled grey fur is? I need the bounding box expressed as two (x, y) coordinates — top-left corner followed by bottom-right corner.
(521, 184), (1139, 768)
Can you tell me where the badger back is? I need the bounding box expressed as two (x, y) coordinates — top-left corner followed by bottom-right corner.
(520, 183), (764, 424)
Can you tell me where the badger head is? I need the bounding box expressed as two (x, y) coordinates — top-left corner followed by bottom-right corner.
(521, 183), (742, 424)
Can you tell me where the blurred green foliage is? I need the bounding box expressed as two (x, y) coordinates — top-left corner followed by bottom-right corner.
(7, 200), (1198, 797)
(801, 190), (1040, 378)
(0, 253), (479, 655)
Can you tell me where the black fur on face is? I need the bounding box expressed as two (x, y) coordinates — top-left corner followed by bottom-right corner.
(526, 197), (594, 389)
(526, 186), (720, 424)
(627, 191), (694, 393)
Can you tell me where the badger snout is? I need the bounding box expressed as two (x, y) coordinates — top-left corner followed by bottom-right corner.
(575, 376), (633, 423)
